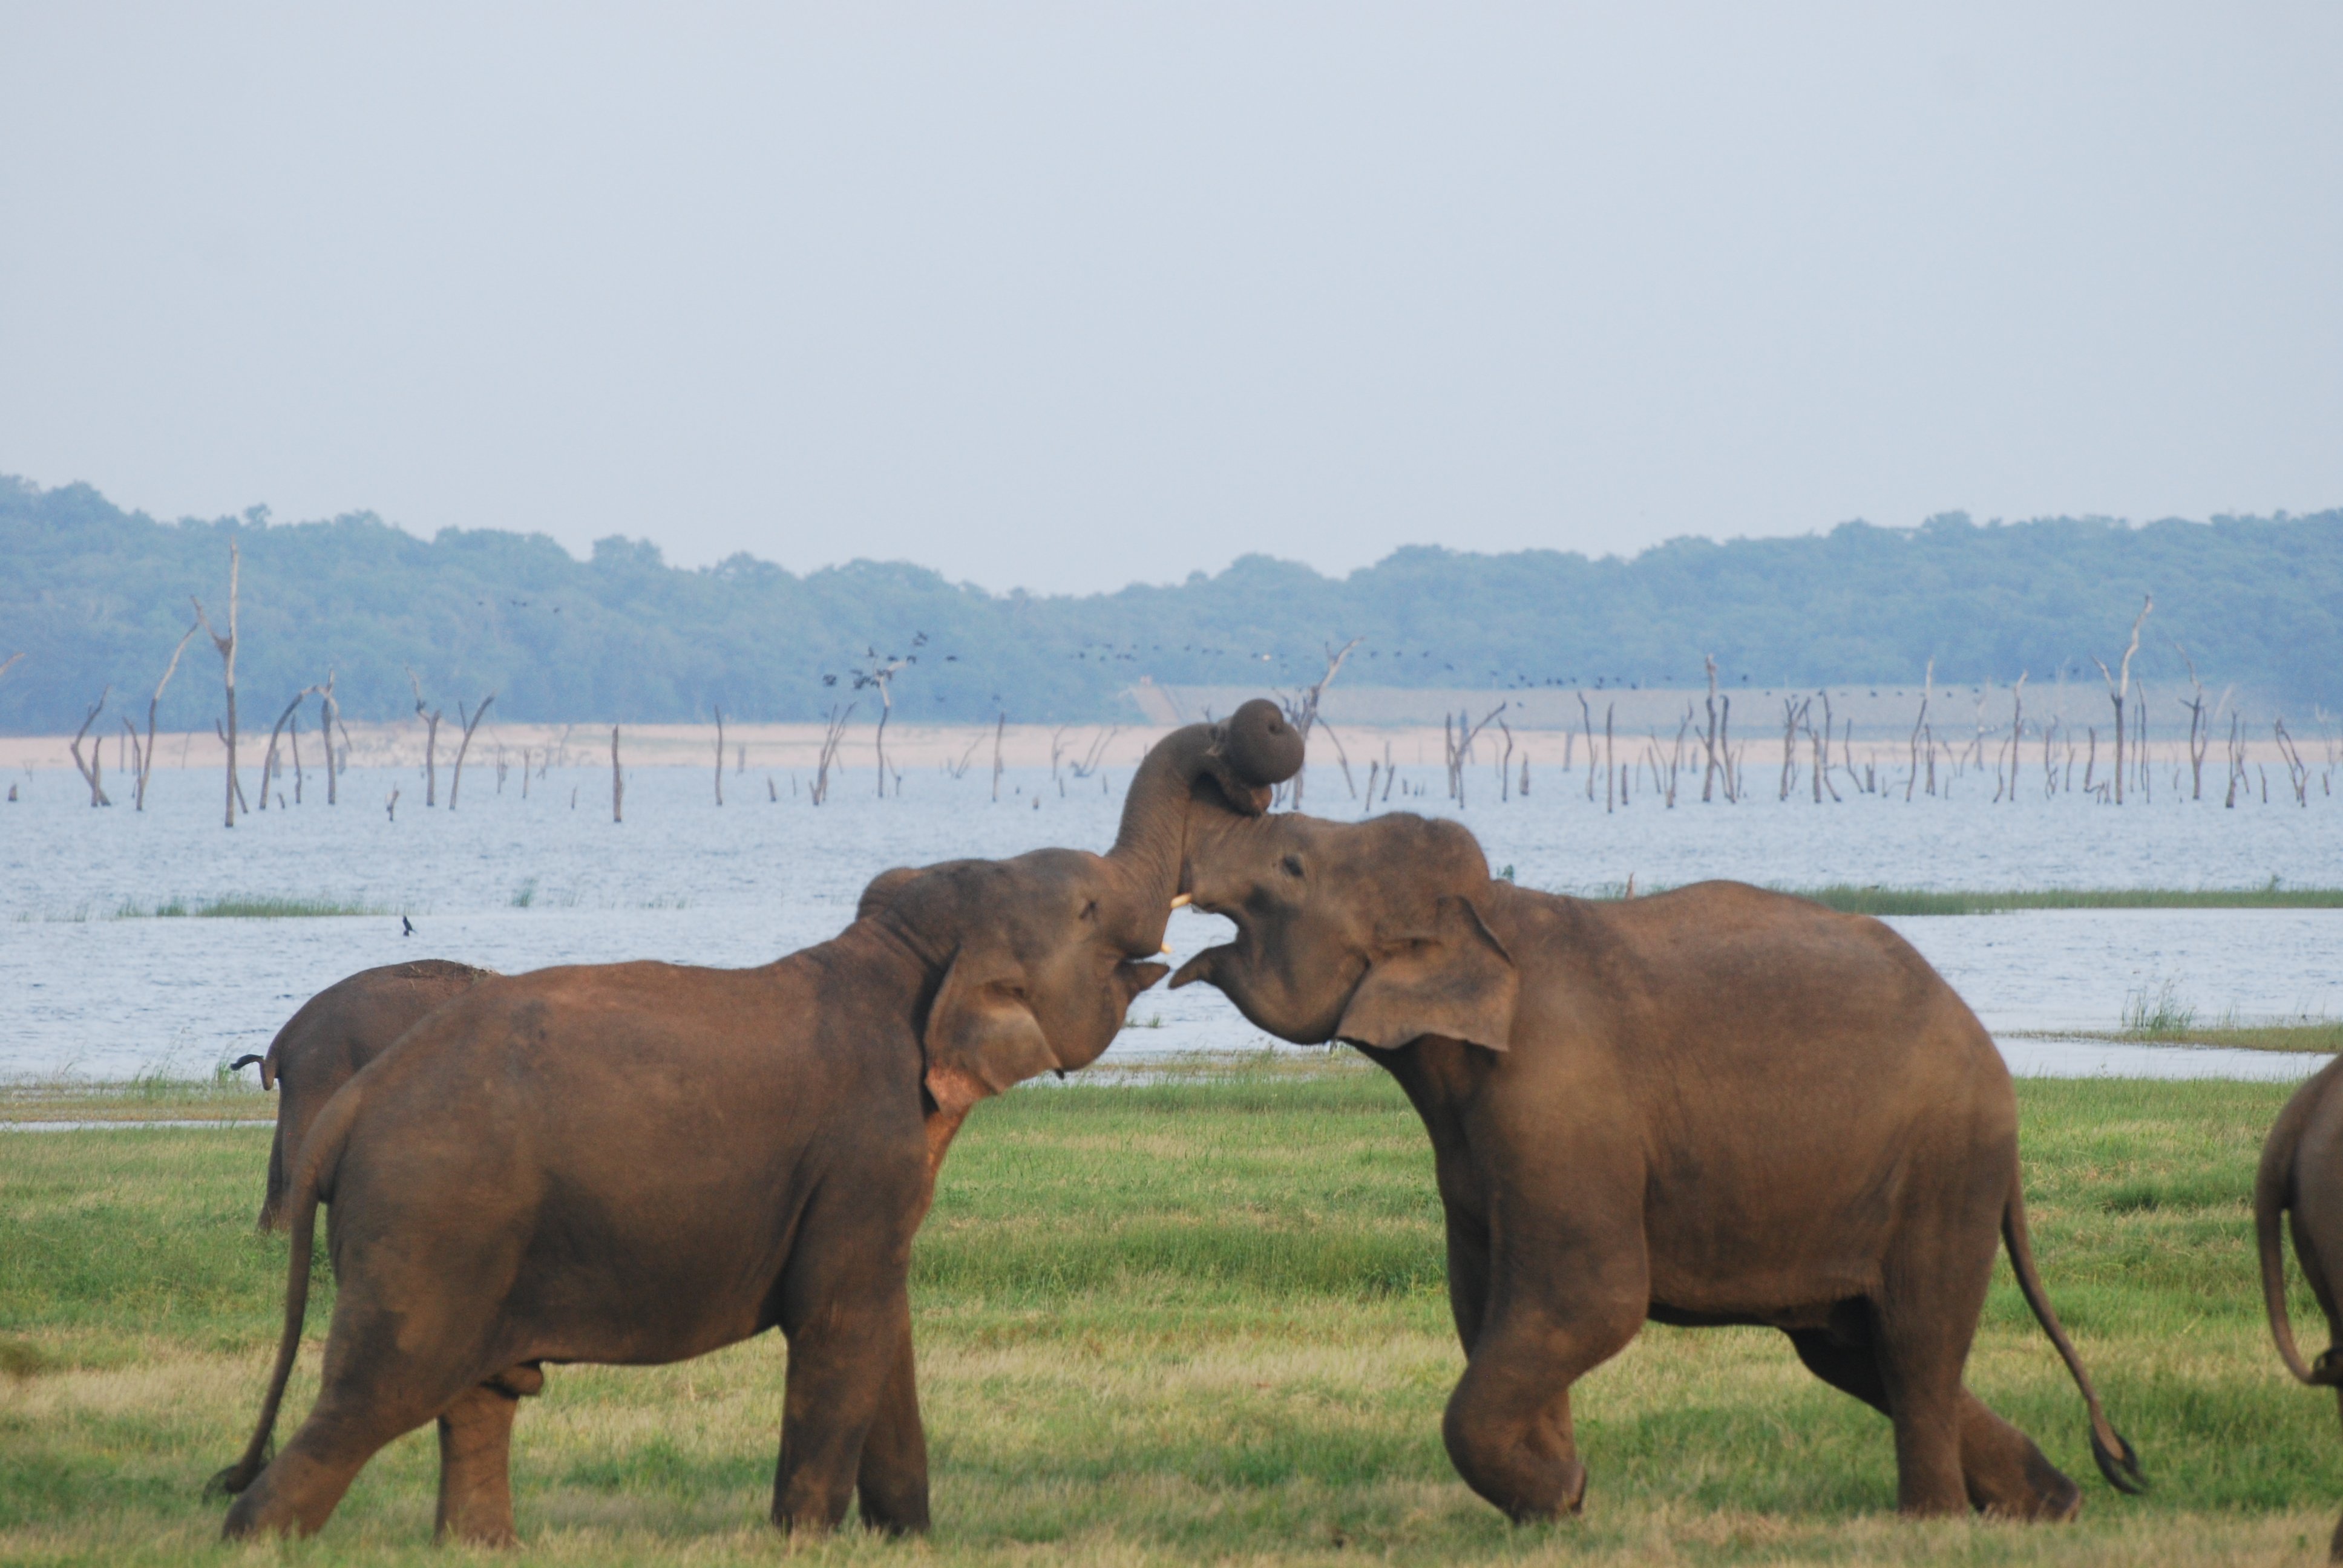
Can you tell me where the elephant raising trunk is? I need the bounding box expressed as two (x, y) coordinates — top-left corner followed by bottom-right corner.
(1106, 699), (1304, 926)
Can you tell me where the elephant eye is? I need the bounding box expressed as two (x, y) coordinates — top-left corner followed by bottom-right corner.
(1280, 854), (1305, 879)
(1080, 900), (1099, 921)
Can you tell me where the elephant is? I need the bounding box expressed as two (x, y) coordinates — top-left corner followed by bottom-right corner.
(212, 704), (1300, 1544)
(229, 959), (497, 1230)
(1155, 800), (2146, 1523)
(2255, 1055), (2343, 1559)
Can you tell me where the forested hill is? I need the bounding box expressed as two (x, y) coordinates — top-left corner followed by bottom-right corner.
(3, 474), (2336, 732)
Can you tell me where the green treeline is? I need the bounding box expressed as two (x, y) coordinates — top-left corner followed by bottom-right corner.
(2, 474), (2336, 731)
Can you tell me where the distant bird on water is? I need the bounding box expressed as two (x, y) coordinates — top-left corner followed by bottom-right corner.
(401, 915), (415, 938)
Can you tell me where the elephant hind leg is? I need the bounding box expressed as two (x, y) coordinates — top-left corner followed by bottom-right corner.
(222, 1379), (448, 1539)
(436, 1380), (530, 1545)
(1789, 1321), (2076, 1520)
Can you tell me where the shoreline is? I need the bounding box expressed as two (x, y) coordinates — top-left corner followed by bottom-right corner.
(0, 714), (2310, 778)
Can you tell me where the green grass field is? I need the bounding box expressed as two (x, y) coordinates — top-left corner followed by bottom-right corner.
(5, 1063), (2341, 1564)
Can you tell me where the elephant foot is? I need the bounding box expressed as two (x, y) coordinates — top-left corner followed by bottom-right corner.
(1501, 1458), (1587, 1524)
(2328, 1504), (2343, 1563)
(1958, 1396), (2081, 1522)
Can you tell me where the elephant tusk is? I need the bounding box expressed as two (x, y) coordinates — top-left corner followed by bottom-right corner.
(1168, 893), (1191, 909)
(1160, 942), (1173, 955)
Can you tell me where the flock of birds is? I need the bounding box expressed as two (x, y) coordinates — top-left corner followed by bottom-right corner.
(460, 593), (2054, 711)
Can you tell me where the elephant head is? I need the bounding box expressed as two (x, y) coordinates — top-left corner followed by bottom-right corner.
(1165, 809), (1519, 1055)
(853, 699), (1304, 1112)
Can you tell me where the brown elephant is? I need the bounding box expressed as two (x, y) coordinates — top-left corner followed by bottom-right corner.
(230, 959), (496, 1230)
(2255, 1056), (2343, 1559)
(1154, 800), (2144, 1522)
(212, 704), (1300, 1544)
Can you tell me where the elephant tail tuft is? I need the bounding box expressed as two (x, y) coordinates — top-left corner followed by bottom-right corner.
(2001, 1170), (2148, 1495)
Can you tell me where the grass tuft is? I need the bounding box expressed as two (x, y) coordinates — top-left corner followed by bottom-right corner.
(2123, 979), (2199, 1036)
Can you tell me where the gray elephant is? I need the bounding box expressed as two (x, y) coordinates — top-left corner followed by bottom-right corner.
(231, 959), (496, 1229)
(1143, 786), (2143, 1523)
(212, 706), (1299, 1544)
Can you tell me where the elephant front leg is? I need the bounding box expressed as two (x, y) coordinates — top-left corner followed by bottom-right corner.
(772, 1293), (909, 1533)
(1443, 1279), (1644, 1523)
(853, 1315), (930, 1534)
(1443, 1205), (1493, 1353)
(434, 1380), (527, 1545)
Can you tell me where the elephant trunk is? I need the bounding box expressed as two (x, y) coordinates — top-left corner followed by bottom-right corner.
(1107, 699), (1302, 921)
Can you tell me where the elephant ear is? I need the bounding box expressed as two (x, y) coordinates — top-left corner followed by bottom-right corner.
(1335, 895), (1518, 1053)
(923, 944), (1060, 1118)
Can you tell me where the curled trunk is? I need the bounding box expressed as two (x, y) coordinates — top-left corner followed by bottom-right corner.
(1106, 699), (1303, 925)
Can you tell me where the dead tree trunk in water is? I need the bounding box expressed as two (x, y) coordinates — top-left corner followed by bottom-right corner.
(811, 702), (855, 805)
(1700, 656), (1722, 802)
(1780, 696), (1807, 800)
(1578, 693), (1598, 802)
(70, 689), (113, 806)
(2173, 644), (2209, 802)
(407, 668), (444, 806)
(136, 622), (198, 812)
(611, 726), (623, 823)
(318, 673), (340, 806)
(449, 694), (494, 809)
(1604, 702), (1616, 815)
(712, 707), (725, 806)
(2092, 592), (2151, 806)
(2007, 673), (2027, 804)
(1279, 637), (1361, 810)
(991, 712), (1005, 802)
(2276, 719), (2311, 806)
(191, 540), (242, 828)
(1906, 659), (1933, 801)
(257, 686), (320, 809)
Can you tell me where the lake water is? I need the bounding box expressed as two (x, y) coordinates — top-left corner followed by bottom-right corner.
(3, 758), (2338, 1080)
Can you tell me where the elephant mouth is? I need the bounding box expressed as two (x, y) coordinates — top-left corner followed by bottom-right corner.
(1169, 911), (1248, 992)
(1168, 946), (1229, 990)
(1168, 894), (1251, 993)
(1115, 958), (1172, 996)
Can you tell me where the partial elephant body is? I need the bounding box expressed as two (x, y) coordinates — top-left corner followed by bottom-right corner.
(1166, 803), (2141, 1524)
(234, 959), (495, 1230)
(216, 706), (1303, 1545)
(2254, 1056), (2343, 1560)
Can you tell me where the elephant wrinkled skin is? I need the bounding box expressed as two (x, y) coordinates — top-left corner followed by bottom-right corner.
(1162, 805), (2145, 1523)
(213, 708), (1299, 1544)
(230, 959), (496, 1230)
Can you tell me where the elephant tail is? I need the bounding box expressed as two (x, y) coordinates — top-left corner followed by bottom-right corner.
(206, 1084), (357, 1497)
(2256, 1079), (2338, 1386)
(2001, 1171), (2148, 1494)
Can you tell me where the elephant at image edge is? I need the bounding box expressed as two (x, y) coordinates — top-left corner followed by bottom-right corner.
(229, 959), (497, 1230)
(212, 704), (1301, 1544)
(1156, 796), (2145, 1522)
(2256, 1054), (2343, 1560)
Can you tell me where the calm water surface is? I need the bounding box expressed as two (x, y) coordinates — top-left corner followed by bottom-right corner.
(4, 760), (2337, 1079)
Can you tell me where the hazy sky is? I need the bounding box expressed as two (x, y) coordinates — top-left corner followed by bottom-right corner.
(3, 5), (2338, 594)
